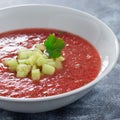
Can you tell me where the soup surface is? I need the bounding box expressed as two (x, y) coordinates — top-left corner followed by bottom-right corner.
(0, 28), (101, 98)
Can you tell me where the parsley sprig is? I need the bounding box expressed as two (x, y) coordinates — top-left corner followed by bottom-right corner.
(44, 34), (65, 58)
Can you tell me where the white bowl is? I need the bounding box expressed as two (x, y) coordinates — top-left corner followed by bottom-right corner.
(0, 4), (119, 113)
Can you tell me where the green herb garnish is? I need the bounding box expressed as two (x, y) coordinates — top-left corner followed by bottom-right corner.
(44, 34), (65, 58)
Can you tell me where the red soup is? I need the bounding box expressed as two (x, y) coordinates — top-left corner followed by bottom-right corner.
(0, 28), (101, 98)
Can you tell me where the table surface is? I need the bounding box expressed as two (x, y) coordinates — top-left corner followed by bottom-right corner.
(0, 0), (120, 120)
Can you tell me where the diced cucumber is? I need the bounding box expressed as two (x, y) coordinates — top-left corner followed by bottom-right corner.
(18, 59), (27, 64)
(36, 57), (46, 67)
(55, 61), (63, 69)
(42, 64), (55, 75)
(4, 59), (18, 72)
(33, 48), (43, 55)
(9, 66), (17, 72)
(18, 49), (33, 59)
(47, 61), (56, 67)
(31, 69), (41, 80)
(3, 43), (64, 80)
(16, 64), (31, 78)
(42, 54), (48, 59)
(56, 56), (65, 61)
(45, 59), (54, 62)
(26, 55), (36, 66)
(35, 43), (45, 51)
(32, 65), (37, 70)
(45, 59), (56, 67)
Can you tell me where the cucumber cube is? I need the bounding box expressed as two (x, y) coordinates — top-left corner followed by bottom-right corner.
(26, 55), (36, 66)
(18, 49), (33, 59)
(4, 59), (18, 72)
(35, 43), (45, 51)
(31, 69), (41, 80)
(18, 59), (27, 64)
(32, 65), (37, 70)
(42, 54), (48, 59)
(55, 61), (63, 69)
(45, 59), (56, 67)
(33, 49), (42, 55)
(36, 57), (46, 67)
(42, 64), (55, 75)
(56, 56), (65, 61)
(16, 64), (31, 78)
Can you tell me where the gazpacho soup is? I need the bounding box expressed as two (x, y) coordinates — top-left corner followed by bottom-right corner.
(0, 28), (101, 98)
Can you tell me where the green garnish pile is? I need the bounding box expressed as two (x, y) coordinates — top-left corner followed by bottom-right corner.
(3, 34), (65, 80)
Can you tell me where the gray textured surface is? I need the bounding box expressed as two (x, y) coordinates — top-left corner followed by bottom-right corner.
(0, 0), (120, 120)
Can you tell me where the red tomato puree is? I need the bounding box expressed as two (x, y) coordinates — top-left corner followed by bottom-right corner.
(0, 28), (101, 98)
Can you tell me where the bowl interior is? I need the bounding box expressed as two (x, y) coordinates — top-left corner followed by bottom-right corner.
(0, 5), (119, 95)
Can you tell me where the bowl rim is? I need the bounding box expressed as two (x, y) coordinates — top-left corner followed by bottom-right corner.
(0, 4), (119, 102)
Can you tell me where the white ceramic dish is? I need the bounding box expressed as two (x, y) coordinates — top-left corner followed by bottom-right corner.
(0, 4), (119, 113)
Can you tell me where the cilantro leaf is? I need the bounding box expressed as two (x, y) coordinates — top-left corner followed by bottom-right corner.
(44, 34), (65, 58)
